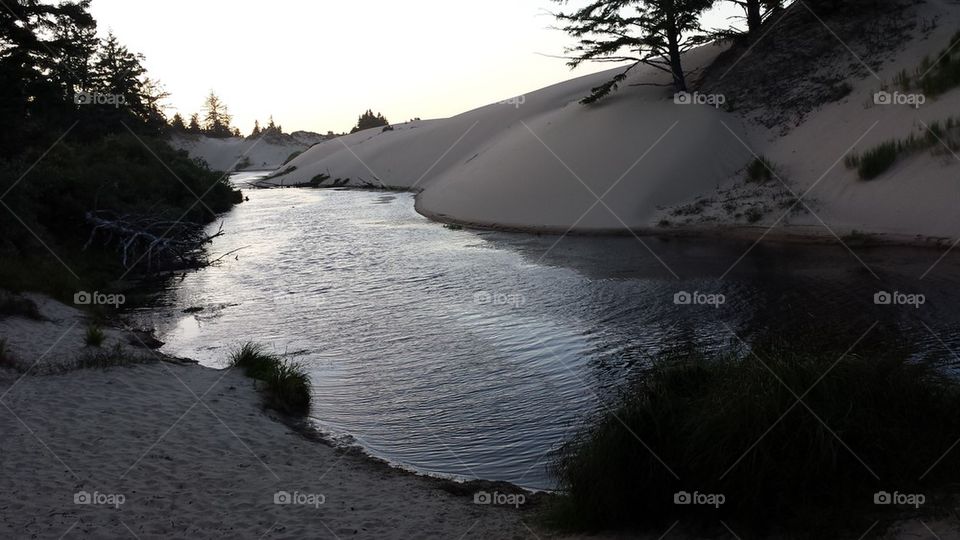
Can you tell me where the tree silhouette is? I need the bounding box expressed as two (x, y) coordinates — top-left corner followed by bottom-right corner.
(553, 0), (713, 102)
(201, 90), (233, 137)
(351, 110), (389, 133)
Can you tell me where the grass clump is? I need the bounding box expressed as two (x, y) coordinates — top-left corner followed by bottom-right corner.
(230, 343), (311, 416)
(84, 325), (106, 347)
(890, 30), (960, 97)
(551, 345), (960, 535)
(846, 141), (898, 180)
(0, 338), (11, 368)
(845, 116), (960, 180)
(745, 156), (775, 183)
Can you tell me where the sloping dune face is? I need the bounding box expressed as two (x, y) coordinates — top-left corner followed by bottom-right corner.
(278, 44), (751, 232)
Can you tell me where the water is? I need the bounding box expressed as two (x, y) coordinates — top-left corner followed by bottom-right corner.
(131, 176), (960, 490)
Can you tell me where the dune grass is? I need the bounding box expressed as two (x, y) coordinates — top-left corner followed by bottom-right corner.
(745, 155), (775, 183)
(550, 344), (960, 535)
(0, 338), (10, 368)
(845, 116), (960, 180)
(84, 325), (105, 347)
(230, 343), (311, 416)
(895, 30), (960, 97)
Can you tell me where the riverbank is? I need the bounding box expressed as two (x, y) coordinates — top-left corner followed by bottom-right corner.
(0, 292), (548, 538)
(415, 203), (960, 250)
(3, 289), (959, 537)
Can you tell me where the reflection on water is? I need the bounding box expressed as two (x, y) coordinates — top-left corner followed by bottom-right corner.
(131, 181), (960, 490)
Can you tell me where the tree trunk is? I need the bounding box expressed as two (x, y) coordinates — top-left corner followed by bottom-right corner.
(746, 0), (763, 35)
(667, 19), (686, 92)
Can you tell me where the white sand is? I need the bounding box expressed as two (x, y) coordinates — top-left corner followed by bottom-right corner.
(170, 134), (316, 172)
(266, 44), (751, 232)
(266, 0), (960, 244)
(0, 295), (547, 539)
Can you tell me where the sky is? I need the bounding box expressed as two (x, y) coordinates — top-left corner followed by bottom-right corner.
(89, 1), (742, 135)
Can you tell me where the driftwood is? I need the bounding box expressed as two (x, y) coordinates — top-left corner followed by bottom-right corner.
(83, 211), (225, 271)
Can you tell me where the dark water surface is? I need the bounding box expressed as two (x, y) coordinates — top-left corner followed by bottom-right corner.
(132, 177), (960, 490)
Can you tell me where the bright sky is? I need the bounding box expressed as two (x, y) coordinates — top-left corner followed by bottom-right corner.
(89, 1), (742, 135)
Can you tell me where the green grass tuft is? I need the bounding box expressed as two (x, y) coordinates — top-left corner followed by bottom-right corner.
(84, 325), (106, 347)
(854, 141), (898, 180)
(230, 342), (311, 416)
(745, 156), (775, 184)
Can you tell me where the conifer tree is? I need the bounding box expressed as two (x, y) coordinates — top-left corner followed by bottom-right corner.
(553, 0), (713, 102)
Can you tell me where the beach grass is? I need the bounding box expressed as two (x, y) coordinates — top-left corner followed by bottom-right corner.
(745, 155), (775, 183)
(84, 325), (106, 347)
(230, 343), (311, 416)
(549, 344), (960, 535)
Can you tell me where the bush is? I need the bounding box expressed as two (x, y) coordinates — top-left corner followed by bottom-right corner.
(551, 345), (960, 534)
(0, 292), (42, 320)
(84, 325), (106, 347)
(0, 134), (240, 295)
(230, 343), (311, 416)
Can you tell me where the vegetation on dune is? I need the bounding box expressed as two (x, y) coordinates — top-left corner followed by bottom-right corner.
(551, 342), (960, 535)
(84, 325), (105, 347)
(230, 343), (312, 416)
(894, 30), (960, 98)
(745, 155), (776, 183)
(350, 110), (390, 134)
(552, 0), (786, 102)
(845, 116), (960, 180)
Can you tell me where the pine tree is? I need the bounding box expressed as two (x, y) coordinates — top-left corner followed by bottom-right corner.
(188, 113), (202, 134)
(725, 0), (782, 36)
(170, 112), (186, 131)
(267, 115), (276, 130)
(201, 90), (233, 137)
(251, 119), (261, 137)
(89, 32), (166, 134)
(553, 0), (713, 102)
(0, 0), (97, 154)
(350, 110), (390, 133)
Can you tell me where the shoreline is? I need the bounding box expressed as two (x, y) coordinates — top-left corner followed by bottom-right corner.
(243, 182), (957, 250)
(0, 292), (551, 538)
